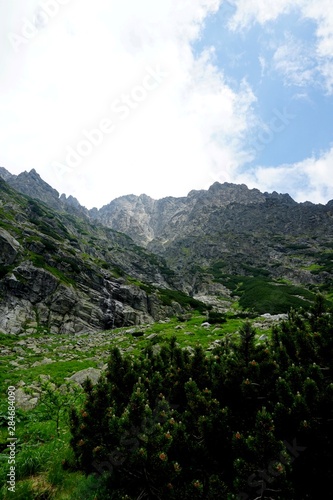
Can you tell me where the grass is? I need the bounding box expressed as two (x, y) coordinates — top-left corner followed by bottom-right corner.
(211, 274), (318, 314)
(158, 289), (210, 313)
(0, 312), (249, 390)
(0, 307), (318, 498)
(302, 263), (323, 272)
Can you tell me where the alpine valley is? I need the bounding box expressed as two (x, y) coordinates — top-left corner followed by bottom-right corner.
(1, 167), (333, 500)
(1, 167), (333, 334)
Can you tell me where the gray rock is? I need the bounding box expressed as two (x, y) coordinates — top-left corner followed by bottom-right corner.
(17, 340), (27, 346)
(32, 358), (53, 367)
(152, 344), (161, 355)
(146, 333), (158, 340)
(185, 346), (195, 354)
(67, 368), (102, 386)
(0, 228), (20, 266)
(15, 388), (39, 410)
(9, 360), (21, 367)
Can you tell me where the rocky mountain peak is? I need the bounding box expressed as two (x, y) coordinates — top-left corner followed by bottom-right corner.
(90, 181), (270, 247)
(60, 193), (82, 209)
(265, 191), (297, 205)
(207, 181), (266, 205)
(2, 168), (89, 217)
(0, 166), (15, 182)
(8, 169), (61, 209)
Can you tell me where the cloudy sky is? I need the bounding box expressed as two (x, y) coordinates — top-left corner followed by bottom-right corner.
(0, 0), (332, 208)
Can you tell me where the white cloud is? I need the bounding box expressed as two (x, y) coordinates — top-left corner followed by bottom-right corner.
(272, 33), (317, 88)
(1, 0), (332, 208)
(228, 0), (297, 30)
(0, 0), (263, 208)
(229, 0), (333, 94)
(239, 146), (333, 204)
(302, 0), (333, 94)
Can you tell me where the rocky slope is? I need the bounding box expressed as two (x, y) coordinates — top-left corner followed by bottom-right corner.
(0, 167), (88, 217)
(90, 183), (270, 246)
(0, 178), (197, 335)
(90, 182), (333, 309)
(2, 167), (333, 318)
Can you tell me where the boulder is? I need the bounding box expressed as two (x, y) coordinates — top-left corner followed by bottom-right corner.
(0, 229), (20, 266)
(15, 388), (39, 411)
(67, 368), (102, 386)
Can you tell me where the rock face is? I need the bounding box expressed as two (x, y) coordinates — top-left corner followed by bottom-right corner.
(8, 169), (62, 210)
(0, 262), (156, 334)
(0, 166), (14, 182)
(0, 167), (89, 217)
(90, 182), (333, 292)
(0, 260), (180, 335)
(0, 229), (21, 265)
(0, 178), (185, 335)
(91, 183), (267, 247)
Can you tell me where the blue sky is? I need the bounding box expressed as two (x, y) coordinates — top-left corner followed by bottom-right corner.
(201, 5), (333, 166)
(0, 1), (332, 208)
(195, 3), (333, 172)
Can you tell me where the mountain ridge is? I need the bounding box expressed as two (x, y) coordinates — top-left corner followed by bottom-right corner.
(0, 176), (198, 334)
(1, 166), (333, 324)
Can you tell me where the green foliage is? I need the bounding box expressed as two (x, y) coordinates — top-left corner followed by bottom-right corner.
(207, 310), (227, 324)
(69, 300), (333, 498)
(240, 264), (270, 277)
(216, 274), (317, 314)
(238, 320), (256, 365)
(158, 288), (210, 313)
(0, 264), (14, 279)
(208, 260), (227, 279)
(35, 379), (84, 436)
(312, 251), (333, 274)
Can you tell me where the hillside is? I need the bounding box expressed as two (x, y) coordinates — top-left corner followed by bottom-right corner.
(1, 167), (333, 324)
(1, 301), (332, 499)
(0, 177), (205, 335)
(91, 181), (333, 312)
(0, 168), (333, 499)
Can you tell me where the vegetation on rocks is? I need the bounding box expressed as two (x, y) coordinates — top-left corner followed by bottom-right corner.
(0, 298), (332, 499)
(1, 171), (333, 498)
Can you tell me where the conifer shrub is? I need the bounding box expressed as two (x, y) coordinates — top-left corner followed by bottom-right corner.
(70, 296), (333, 499)
(207, 311), (227, 324)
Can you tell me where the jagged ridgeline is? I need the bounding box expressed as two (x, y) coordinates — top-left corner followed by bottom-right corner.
(1, 167), (333, 335)
(0, 177), (207, 335)
(90, 181), (333, 313)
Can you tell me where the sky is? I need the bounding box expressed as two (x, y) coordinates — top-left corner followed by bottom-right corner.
(0, 0), (332, 208)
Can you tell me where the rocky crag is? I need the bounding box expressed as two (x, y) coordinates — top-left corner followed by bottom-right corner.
(0, 177), (192, 335)
(1, 167), (333, 325)
(90, 182), (333, 297)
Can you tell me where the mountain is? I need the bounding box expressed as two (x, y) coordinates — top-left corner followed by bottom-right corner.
(90, 182), (333, 312)
(0, 166), (14, 182)
(1, 167), (333, 325)
(0, 178), (204, 335)
(0, 167), (89, 217)
(91, 183), (268, 247)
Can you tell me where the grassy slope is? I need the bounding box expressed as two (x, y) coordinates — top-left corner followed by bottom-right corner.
(0, 312), (270, 499)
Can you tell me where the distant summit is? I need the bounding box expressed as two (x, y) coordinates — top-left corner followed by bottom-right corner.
(89, 181), (297, 248)
(1, 166), (333, 314)
(0, 167), (88, 217)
